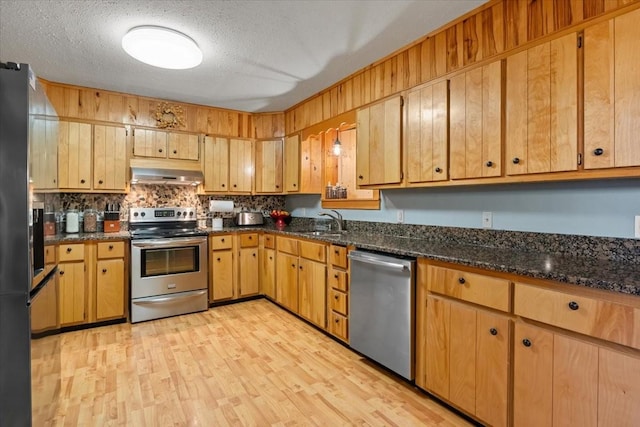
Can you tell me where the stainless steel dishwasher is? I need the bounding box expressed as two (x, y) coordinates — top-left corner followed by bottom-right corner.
(348, 250), (415, 380)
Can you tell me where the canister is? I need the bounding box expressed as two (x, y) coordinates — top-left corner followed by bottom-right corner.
(83, 209), (98, 232)
(44, 212), (56, 236)
(65, 209), (79, 233)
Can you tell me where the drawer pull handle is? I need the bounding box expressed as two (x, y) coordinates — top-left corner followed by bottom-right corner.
(66, 248), (72, 253)
(593, 148), (604, 156)
(458, 277), (465, 284)
(568, 301), (579, 311)
(102, 268), (107, 273)
(109, 245), (113, 250)
(489, 328), (498, 336)
(522, 339), (532, 347)
(221, 238), (225, 242)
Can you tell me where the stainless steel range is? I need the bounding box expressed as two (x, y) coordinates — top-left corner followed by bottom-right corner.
(129, 207), (208, 323)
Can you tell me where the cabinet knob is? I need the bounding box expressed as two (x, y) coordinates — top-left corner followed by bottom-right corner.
(252, 253), (256, 257)
(335, 319), (339, 323)
(334, 250), (340, 255)
(248, 236), (252, 240)
(435, 167), (442, 173)
(293, 183), (297, 187)
(221, 184), (225, 188)
(486, 161), (493, 167)
(221, 238), (225, 242)
(217, 257), (221, 261)
(489, 328), (498, 336)
(98, 180), (103, 184)
(512, 157), (520, 164)
(269, 256), (273, 260)
(159, 149), (163, 153)
(334, 274), (339, 279)
(276, 185), (279, 189)
(109, 245), (113, 250)
(299, 266), (303, 270)
(593, 148), (604, 156)
(458, 277), (465, 284)
(291, 263), (295, 268)
(358, 175), (363, 180)
(233, 184), (237, 188)
(173, 150), (177, 154)
(59, 270), (65, 275)
(102, 268), (107, 273)
(568, 301), (579, 311)
(80, 179), (86, 184)
(334, 295), (339, 300)
(66, 247), (72, 253)
(522, 339), (532, 347)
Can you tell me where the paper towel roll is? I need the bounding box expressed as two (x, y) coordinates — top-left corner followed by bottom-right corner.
(209, 200), (234, 212)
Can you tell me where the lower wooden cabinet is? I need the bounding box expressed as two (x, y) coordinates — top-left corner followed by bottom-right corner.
(95, 259), (125, 320)
(260, 234), (276, 299)
(210, 234), (234, 301)
(298, 257), (326, 328)
(238, 233), (259, 297)
(276, 252), (299, 312)
(58, 243), (87, 326)
(327, 244), (349, 342)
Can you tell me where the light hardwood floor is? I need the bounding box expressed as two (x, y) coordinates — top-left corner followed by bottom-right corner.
(32, 299), (472, 426)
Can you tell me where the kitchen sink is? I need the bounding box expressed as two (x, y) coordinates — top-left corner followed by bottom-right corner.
(299, 230), (345, 238)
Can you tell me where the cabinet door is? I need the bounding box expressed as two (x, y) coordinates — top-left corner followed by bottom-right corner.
(598, 348), (640, 426)
(450, 61), (502, 179)
(449, 302), (477, 415)
(168, 133), (199, 160)
(584, 9), (640, 169)
(356, 95), (402, 186)
(300, 133), (323, 193)
(506, 33), (578, 175)
(58, 121), (92, 189)
(276, 252), (298, 312)
(133, 128), (167, 158)
(203, 136), (230, 192)
(30, 275), (57, 333)
(229, 138), (253, 193)
(298, 258), (326, 328)
(58, 261), (85, 325)
(284, 134), (300, 192)
(406, 81), (448, 184)
(255, 139), (283, 193)
(93, 124), (127, 191)
(425, 295), (450, 399)
(513, 322), (553, 427)
(476, 311), (510, 427)
(238, 247), (259, 297)
(96, 258), (125, 320)
(31, 118), (59, 190)
(211, 250), (234, 301)
(261, 247), (276, 299)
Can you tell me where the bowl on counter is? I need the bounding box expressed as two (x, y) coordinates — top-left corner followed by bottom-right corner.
(269, 212), (292, 229)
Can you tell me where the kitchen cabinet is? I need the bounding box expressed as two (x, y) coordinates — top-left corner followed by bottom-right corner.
(254, 139), (283, 194)
(133, 128), (199, 161)
(583, 8), (640, 169)
(93, 124), (127, 191)
(327, 244), (349, 342)
(57, 243), (86, 326)
(229, 138), (253, 193)
(356, 95), (402, 186)
(260, 233), (276, 299)
(30, 117), (58, 190)
(505, 33), (578, 175)
(202, 136), (230, 192)
(276, 248), (299, 312)
(450, 60), (502, 179)
(95, 241), (126, 321)
(31, 246), (58, 333)
(57, 120), (92, 190)
(298, 240), (327, 328)
(209, 234), (235, 301)
(168, 132), (199, 160)
(283, 134), (300, 193)
(405, 81), (448, 184)
(300, 133), (323, 194)
(238, 233), (259, 297)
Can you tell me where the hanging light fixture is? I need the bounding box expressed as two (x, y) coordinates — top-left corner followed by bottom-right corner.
(332, 128), (342, 156)
(122, 26), (203, 69)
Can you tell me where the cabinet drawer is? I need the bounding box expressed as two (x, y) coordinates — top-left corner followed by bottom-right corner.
(97, 241), (125, 259)
(428, 265), (511, 312)
(328, 268), (348, 292)
(330, 289), (348, 315)
(239, 233), (258, 248)
(329, 312), (348, 342)
(44, 245), (56, 264)
(299, 240), (326, 262)
(329, 245), (347, 269)
(277, 236), (298, 255)
(515, 282), (640, 350)
(210, 234), (233, 250)
(263, 234), (275, 249)
(58, 243), (84, 262)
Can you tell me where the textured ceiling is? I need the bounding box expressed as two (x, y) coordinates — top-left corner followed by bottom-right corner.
(0, 0), (484, 112)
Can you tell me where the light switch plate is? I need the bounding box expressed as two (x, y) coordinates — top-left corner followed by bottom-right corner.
(635, 215), (640, 238)
(482, 212), (493, 229)
(397, 209), (404, 223)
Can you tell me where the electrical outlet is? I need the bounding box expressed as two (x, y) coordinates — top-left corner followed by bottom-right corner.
(482, 212), (493, 229)
(397, 209), (404, 223)
(300, 208), (306, 217)
(635, 215), (640, 238)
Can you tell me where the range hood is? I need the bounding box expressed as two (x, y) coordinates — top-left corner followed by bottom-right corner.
(130, 161), (204, 186)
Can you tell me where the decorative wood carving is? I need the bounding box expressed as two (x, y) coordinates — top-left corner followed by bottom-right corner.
(154, 102), (185, 129)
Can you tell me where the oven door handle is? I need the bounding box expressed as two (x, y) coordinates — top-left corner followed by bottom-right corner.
(133, 290), (208, 305)
(132, 237), (207, 249)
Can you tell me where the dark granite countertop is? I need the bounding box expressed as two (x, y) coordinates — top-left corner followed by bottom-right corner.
(44, 225), (640, 297)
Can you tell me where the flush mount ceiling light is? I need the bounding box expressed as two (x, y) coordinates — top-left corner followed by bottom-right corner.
(122, 26), (203, 70)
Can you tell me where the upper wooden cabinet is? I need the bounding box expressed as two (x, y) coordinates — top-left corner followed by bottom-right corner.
(93, 124), (127, 191)
(133, 128), (199, 161)
(57, 120), (92, 190)
(254, 138), (283, 194)
(30, 117), (59, 190)
(356, 95), (402, 186)
(505, 33), (578, 175)
(405, 81), (449, 184)
(450, 60), (503, 179)
(300, 133), (323, 194)
(229, 138), (253, 194)
(283, 134), (300, 193)
(202, 136), (253, 194)
(584, 8), (640, 169)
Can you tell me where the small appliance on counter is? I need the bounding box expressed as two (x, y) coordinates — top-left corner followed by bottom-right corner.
(104, 203), (120, 232)
(234, 210), (264, 226)
(209, 200), (234, 230)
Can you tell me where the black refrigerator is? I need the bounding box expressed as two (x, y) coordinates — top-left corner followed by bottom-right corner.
(0, 62), (59, 426)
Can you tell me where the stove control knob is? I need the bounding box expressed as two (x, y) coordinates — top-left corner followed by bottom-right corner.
(177, 212), (181, 216)
(189, 211), (194, 216)
(133, 212), (139, 217)
(140, 212), (145, 217)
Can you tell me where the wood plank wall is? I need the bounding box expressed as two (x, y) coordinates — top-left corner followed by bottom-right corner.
(284, 0), (639, 135)
(41, 80), (285, 140)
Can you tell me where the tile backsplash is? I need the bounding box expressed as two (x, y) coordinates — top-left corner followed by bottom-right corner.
(45, 185), (286, 221)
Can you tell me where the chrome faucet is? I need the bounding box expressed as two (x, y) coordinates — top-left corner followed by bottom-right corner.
(318, 209), (344, 232)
